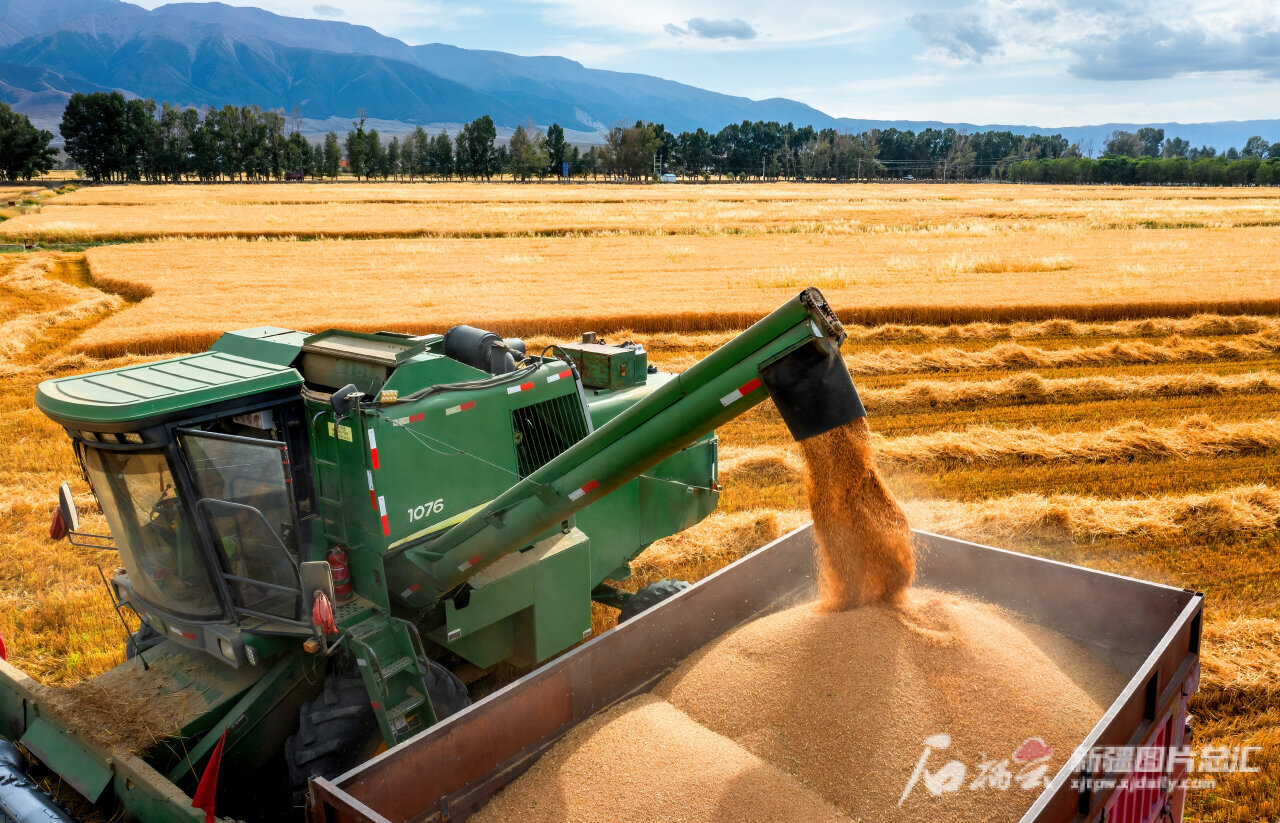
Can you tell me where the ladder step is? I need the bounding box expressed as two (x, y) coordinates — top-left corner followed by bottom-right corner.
(387, 695), (425, 722)
(380, 655), (417, 679)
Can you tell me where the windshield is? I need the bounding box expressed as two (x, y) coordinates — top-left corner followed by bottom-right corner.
(81, 447), (221, 618)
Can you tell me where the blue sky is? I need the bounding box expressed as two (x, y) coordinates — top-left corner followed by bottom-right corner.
(133, 0), (1280, 125)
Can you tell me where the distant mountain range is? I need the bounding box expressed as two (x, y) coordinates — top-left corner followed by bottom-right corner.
(1, 0), (1275, 151)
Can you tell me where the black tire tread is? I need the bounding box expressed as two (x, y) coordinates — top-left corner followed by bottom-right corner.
(617, 579), (691, 623)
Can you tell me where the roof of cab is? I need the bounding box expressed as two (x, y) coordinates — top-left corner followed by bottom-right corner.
(36, 349), (304, 428)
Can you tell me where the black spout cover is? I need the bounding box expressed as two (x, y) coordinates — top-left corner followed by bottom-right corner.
(759, 338), (866, 441)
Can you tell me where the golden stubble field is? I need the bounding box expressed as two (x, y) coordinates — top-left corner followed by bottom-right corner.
(1, 182), (1278, 821)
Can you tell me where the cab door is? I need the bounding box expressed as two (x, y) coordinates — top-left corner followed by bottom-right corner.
(178, 429), (303, 621)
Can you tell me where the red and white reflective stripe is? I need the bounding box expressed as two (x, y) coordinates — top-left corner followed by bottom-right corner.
(457, 553), (483, 573)
(400, 582), (421, 599)
(568, 479), (600, 501)
(393, 412), (426, 425)
(169, 626), (196, 641)
(367, 470), (376, 510)
(506, 381), (535, 395)
(368, 428), (380, 469)
(720, 377), (763, 407)
(547, 368), (573, 383)
(378, 496), (390, 536)
(446, 400), (476, 416)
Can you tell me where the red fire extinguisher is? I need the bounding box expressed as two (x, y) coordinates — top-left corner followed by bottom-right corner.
(327, 546), (354, 602)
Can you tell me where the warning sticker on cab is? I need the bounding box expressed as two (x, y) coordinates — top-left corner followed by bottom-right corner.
(337, 425), (353, 442)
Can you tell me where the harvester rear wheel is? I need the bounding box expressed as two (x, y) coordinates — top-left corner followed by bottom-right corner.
(285, 672), (379, 805)
(426, 659), (471, 720)
(617, 579), (691, 622)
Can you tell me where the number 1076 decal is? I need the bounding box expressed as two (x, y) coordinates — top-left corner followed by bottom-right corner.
(408, 498), (445, 522)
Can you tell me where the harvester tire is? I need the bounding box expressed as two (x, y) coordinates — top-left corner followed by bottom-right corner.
(125, 623), (164, 659)
(425, 659), (471, 720)
(284, 673), (379, 805)
(617, 579), (691, 622)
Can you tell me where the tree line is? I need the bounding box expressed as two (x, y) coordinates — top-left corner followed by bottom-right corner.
(27, 91), (1280, 185)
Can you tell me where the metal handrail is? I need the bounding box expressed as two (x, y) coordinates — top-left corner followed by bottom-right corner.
(351, 636), (389, 700)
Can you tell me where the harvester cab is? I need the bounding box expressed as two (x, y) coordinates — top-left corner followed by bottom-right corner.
(14, 288), (864, 821)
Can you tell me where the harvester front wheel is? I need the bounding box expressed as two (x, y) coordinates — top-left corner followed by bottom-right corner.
(617, 579), (691, 622)
(285, 672), (379, 805)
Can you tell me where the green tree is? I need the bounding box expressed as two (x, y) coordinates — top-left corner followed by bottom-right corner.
(1162, 137), (1190, 158)
(398, 132), (415, 179)
(0, 102), (57, 181)
(61, 92), (128, 181)
(386, 136), (401, 180)
(344, 116), (368, 179)
(1135, 127), (1164, 157)
(430, 130), (454, 178)
(1103, 130), (1144, 158)
(1242, 136), (1269, 158)
(365, 129), (387, 179)
(507, 124), (548, 181)
(601, 121), (659, 179)
(545, 122), (566, 177)
(322, 132), (342, 178)
(459, 116), (497, 179)
(412, 126), (431, 177)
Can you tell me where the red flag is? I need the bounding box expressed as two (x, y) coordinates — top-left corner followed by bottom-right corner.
(49, 509), (68, 541)
(191, 729), (228, 823)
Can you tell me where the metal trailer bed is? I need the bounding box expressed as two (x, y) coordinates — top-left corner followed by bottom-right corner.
(308, 526), (1204, 823)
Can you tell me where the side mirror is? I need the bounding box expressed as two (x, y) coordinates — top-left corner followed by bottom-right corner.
(300, 560), (336, 612)
(58, 482), (79, 533)
(329, 384), (361, 419)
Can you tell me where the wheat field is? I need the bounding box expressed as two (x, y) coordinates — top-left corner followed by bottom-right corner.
(1, 182), (1278, 821)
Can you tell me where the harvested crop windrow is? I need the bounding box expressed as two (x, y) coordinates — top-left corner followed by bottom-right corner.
(901, 484), (1280, 541)
(609, 314), (1280, 353)
(851, 333), (1280, 376)
(630, 508), (808, 586)
(875, 417), (1280, 468)
(860, 370), (1280, 414)
(797, 419), (915, 610)
(0, 254), (122, 365)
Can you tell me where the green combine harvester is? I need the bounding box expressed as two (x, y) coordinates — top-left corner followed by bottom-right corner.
(0, 289), (864, 822)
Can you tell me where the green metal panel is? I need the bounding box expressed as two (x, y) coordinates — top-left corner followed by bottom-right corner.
(443, 529), (592, 668)
(21, 716), (114, 801)
(208, 327), (308, 366)
(36, 351), (302, 427)
(581, 375), (670, 428)
(574, 480), (641, 584)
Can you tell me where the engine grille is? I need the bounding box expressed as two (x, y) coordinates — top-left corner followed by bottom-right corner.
(511, 392), (591, 477)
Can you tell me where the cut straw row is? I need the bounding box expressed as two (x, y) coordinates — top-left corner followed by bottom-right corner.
(861, 370), (1280, 414)
(850, 332), (1280, 376)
